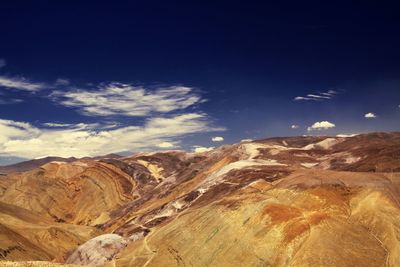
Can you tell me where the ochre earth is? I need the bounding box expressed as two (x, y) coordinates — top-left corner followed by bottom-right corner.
(1, 132), (400, 266)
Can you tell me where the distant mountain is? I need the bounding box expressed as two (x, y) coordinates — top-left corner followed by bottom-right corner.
(0, 154), (123, 174)
(0, 156), (77, 174)
(1, 132), (400, 266)
(91, 153), (123, 160)
(0, 156), (29, 166)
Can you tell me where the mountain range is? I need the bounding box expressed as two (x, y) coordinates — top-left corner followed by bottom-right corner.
(1, 132), (400, 266)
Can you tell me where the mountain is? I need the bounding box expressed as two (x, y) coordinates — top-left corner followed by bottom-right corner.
(1, 132), (400, 266)
(0, 157), (78, 175)
(0, 154), (123, 175)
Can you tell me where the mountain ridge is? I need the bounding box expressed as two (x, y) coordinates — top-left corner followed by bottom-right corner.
(1, 132), (400, 266)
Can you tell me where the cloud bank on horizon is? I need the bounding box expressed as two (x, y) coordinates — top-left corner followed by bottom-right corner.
(0, 113), (223, 159)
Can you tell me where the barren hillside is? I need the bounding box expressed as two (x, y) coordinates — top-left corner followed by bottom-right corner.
(1, 132), (400, 266)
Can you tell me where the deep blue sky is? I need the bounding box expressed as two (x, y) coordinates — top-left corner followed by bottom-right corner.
(0, 1), (399, 162)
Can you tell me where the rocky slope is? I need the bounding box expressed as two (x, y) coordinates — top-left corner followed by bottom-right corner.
(1, 132), (400, 266)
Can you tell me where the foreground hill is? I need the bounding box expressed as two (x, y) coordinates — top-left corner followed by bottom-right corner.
(1, 132), (400, 266)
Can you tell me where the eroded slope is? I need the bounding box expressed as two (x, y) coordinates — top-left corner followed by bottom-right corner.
(1, 132), (400, 266)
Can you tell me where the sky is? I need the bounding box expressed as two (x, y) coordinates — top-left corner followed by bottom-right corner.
(0, 1), (399, 163)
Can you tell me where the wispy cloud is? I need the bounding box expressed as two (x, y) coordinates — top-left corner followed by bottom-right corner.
(0, 119), (40, 144)
(307, 120), (336, 131)
(42, 122), (75, 128)
(0, 59), (5, 68)
(294, 90), (337, 101)
(364, 112), (377, 118)
(55, 78), (70, 86)
(0, 113), (224, 158)
(0, 98), (23, 105)
(291, 124), (299, 129)
(0, 76), (45, 91)
(0, 71), (225, 158)
(51, 83), (204, 117)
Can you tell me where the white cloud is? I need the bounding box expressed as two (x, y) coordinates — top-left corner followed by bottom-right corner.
(240, 139), (253, 143)
(307, 121), (336, 131)
(0, 76), (45, 91)
(0, 113), (224, 158)
(294, 90), (337, 101)
(0, 59), (5, 68)
(157, 142), (175, 148)
(291, 124), (299, 129)
(0, 119), (40, 144)
(336, 133), (358, 137)
(211, 136), (224, 142)
(193, 146), (214, 153)
(364, 112), (377, 118)
(51, 83), (203, 117)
